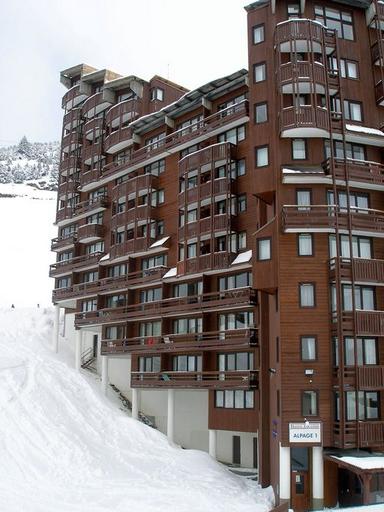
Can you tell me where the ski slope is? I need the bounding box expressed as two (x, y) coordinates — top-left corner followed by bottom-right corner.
(0, 307), (274, 512)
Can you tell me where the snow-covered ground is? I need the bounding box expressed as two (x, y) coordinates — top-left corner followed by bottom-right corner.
(0, 307), (274, 512)
(0, 183), (56, 307)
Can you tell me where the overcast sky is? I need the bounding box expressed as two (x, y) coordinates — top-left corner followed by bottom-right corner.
(0, 0), (249, 146)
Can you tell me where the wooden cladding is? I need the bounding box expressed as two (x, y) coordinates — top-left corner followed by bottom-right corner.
(274, 19), (324, 47)
(323, 158), (384, 189)
(358, 366), (384, 390)
(329, 257), (384, 284)
(130, 370), (258, 390)
(280, 105), (329, 135)
(359, 421), (384, 447)
(101, 329), (258, 355)
(49, 252), (104, 277)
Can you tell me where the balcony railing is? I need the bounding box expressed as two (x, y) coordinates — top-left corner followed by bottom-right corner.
(130, 370), (258, 389)
(101, 328), (258, 355)
(355, 310), (384, 336)
(282, 205), (384, 236)
(52, 280), (100, 302)
(177, 251), (236, 275)
(275, 19), (324, 47)
(358, 421), (384, 447)
(112, 174), (158, 200)
(109, 236), (154, 260)
(358, 366), (384, 390)
(51, 233), (77, 251)
(111, 204), (154, 228)
(84, 117), (104, 138)
(75, 288), (257, 327)
(105, 98), (143, 127)
(77, 223), (105, 242)
(58, 178), (79, 197)
(104, 127), (133, 153)
(101, 101), (248, 181)
(179, 142), (234, 176)
(49, 252), (104, 277)
(279, 61), (326, 87)
(82, 142), (103, 164)
(323, 157), (384, 189)
(82, 92), (114, 119)
(280, 105), (329, 135)
(63, 108), (82, 129)
(62, 131), (82, 152)
(375, 80), (384, 105)
(60, 155), (81, 175)
(62, 85), (88, 109)
(179, 177), (231, 205)
(178, 213), (231, 240)
(329, 257), (384, 284)
(75, 196), (110, 216)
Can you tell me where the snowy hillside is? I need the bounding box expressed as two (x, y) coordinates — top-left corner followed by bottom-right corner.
(0, 183), (56, 307)
(0, 137), (59, 191)
(0, 308), (274, 512)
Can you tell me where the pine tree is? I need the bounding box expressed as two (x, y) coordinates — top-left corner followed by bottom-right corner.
(18, 136), (32, 157)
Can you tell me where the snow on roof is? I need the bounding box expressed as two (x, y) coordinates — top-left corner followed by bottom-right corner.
(163, 267), (177, 279)
(276, 18), (327, 29)
(346, 124), (384, 137)
(149, 236), (170, 249)
(331, 455), (384, 470)
(231, 250), (252, 265)
(99, 253), (110, 262)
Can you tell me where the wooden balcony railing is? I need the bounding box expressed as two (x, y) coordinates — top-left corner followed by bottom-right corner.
(179, 177), (231, 205)
(282, 205), (384, 236)
(56, 206), (74, 223)
(62, 85), (87, 109)
(179, 142), (234, 176)
(74, 196), (110, 216)
(109, 236), (153, 259)
(130, 370), (258, 389)
(323, 157), (384, 189)
(358, 421), (384, 447)
(358, 366), (384, 390)
(112, 174), (158, 200)
(80, 168), (102, 187)
(63, 108), (82, 129)
(101, 328), (258, 355)
(356, 310), (384, 336)
(177, 251), (236, 275)
(49, 252), (104, 277)
(60, 155), (81, 174)
(111, 204), (154, 228)
(82, 142), (103, 164)
(82, 92), (114, 118)
(58, 178), (79, 197)
(329, 257), (384, 284)
(62, 131), (82, 151)
(77, 223), (105, 242)
(75, 288), (257, 327)
(105, 98), (143, 126)
(279, 61), (326, 86)
(280, 105), (329, 135)
(375, 80), (384, 105)
(102, 101), (248, 180)
(51, 233), (77, 251)
(104, 127), (133, 153)
(274, 19), (324, 46)
(178, 213), (231, 240)
(84, 116), (104, 137)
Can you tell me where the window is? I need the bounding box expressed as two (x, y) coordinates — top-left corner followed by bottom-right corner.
(253, 62), (266, 83)
(346, 391), (379, 421)
(82, 271), (98, 283)
(145, 132), (166, 150)
(340, 59), (358, 79)
(296, 190), (311, 210)
(145, 158), (165, 175)
(86, 211), (103, 224)
(81, 299), (97, 312)
(257, 238), (271, 261)
(107, 264), (127, 278)
(298, 234), (313, 256)
(315, 5), (354, 40)
(215, 390), (254, 409)
(344, 337), (378, 366)
(299, 283), (315, 307)
(180, 144), (199, 159)
(173, 281), (202, 297)
(187, 242), (197, 259)
(138, 356), (161, 372)
(230, 159), (246, 178)
(140, 288), (162, 303)
(187, 209), (197, 223)
(106, 294), (126, 308)
(288, 4), (300, 18)
(252, 24), (265, 44)
(255, 146), (269, 167)
(329, 235), (372, 259)
(324, 140), (366, 161)
(218, 125), (246, 144)
(302, 391), (318, 416)
(344, 100), (362, 122)
(151, 189), (165, 206)
(301, 336), (317, 361)
(172, 355), (202, 372)
(341, 284), (375, 311)
(85, 241), (104, 254)
(237, 194), (247, 213)
(255, 102), (268, 124)
(219, 272), (252, 291)
(141, 254), (167, 270)
(139, 321), (161, 337)
(150, 88), (164, 101)
(218, 94), (246, 112)
(219, 311), (254, 330)
(105, 325), (125, 340)
(218, 352), (253, 371)
(56, 276), (71, 289)
(173, 317), (202, 334)
(292, 139), (307, 160)
(57, 251), (72, 262)
(327, 190), (369, 213)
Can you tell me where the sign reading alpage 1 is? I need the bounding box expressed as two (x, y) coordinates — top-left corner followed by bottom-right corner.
(289, 422), (322, 444)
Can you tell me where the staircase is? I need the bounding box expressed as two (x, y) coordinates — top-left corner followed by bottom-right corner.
(80, 347), (97, 373)
(109, 383), (156, 429)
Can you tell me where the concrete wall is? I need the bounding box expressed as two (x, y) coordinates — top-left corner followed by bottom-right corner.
(216, 430), (258, 469)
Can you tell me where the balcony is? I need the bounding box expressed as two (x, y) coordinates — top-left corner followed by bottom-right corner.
(60, 155), (81, 176)
(280, 105), (329, 138)
(63, 108), (82, 130)
(329, 257), (384, 285)
(98, 266), (169, 293)
(105, 98), (143, 128)
(375, 80), (384, 106)
(56, 206), (74, 224)
(49, 252), (104, 278)
(130, 370), (258, 390)
(77, 223), (105, 243)
(104, 127), (133, 154)
(112, 174), (158, 200)
(282, 205), (384, 238)
(76, 196), (109, 216)
(93, 101), (248, 189)
(75, 288), (257, 327)
(179, 177), (230, 205)
(52, 280), (100, 302)
(58, 177), (79, 197)
(62, 131), (82, 153)
(279, 61), (327, 95)
(179, 213), (232, 241)
(62, 84), (89, 110)
(323, 158), (384, 191)
(367, 1), (384, 28)
(112, 204), (154, 228)
(84, 117), (104, 141)
(82, 92), (114, 119)
(359, 421), (384, 447)
(274, 19), (326, 53)
(80, 168), (102, 188)
(355, 311), (384, 336)
(179, 142), (234, 176)
(51, 233), (77, 252)
(358, 366), (384, 390)
(371, 39), (384, 66)
(101, 328), (258, 355)
(82, 142), (103, 165)
(109, 237), (154, 260)
(177, 251), (236, 275)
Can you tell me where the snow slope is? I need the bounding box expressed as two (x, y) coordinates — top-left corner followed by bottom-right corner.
(0, 308), (274, 512)
(0, 183), (56, 307)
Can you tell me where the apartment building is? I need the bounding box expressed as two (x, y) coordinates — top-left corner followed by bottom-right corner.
(51, 1), (384, 510)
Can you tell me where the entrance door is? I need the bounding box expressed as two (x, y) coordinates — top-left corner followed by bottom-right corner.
(232, 436), (241, 465)
(291, 447), (310, 511)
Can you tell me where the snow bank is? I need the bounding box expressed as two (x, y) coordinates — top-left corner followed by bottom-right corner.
(0, 307), (274, 512)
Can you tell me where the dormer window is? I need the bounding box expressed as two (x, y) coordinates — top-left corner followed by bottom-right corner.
(288, 4), (300, 19)
(150, 87), (164, 101)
